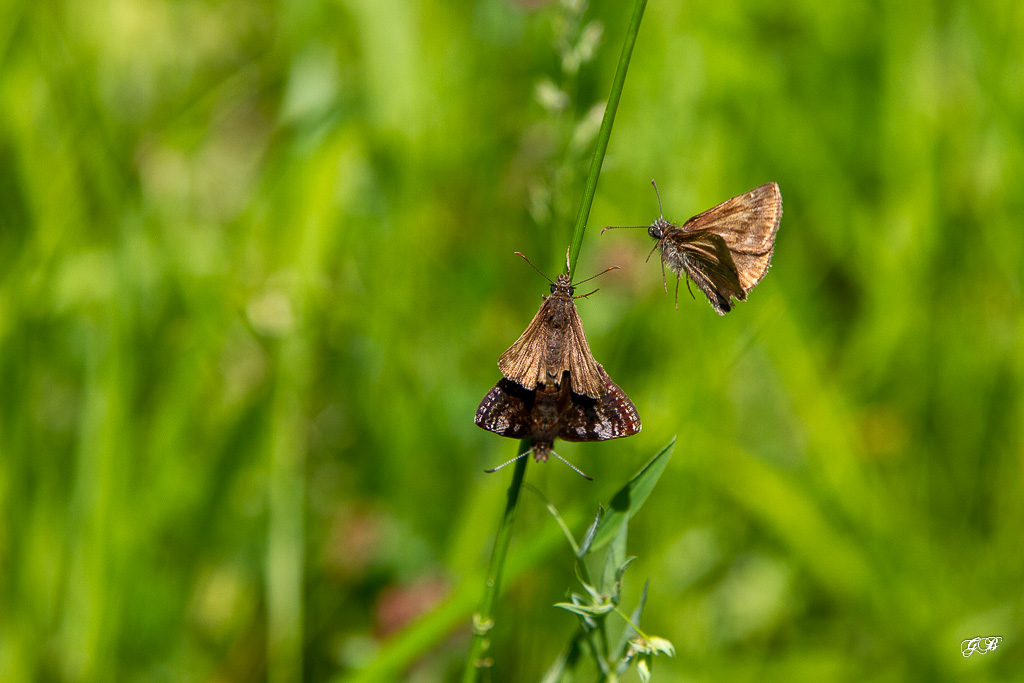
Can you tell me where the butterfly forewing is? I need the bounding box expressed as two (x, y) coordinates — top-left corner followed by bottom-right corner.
(497, 277), (604, 398)
(679, 182), (782, 285)
(497, 309), (548, 393)
(562, 304), (604, 397)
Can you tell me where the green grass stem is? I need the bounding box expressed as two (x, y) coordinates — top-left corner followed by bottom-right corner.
(568, 0), (649, 279)
(340, 468), (583, 683)
(463, 1), (649, 679)
(461, 440), (530, 682)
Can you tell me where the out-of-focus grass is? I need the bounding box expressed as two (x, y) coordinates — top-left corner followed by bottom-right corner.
(1, 1), (1021, 682)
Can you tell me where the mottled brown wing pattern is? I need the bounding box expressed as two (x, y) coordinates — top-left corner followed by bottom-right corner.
(559, 367), (641, 442)
(498, 295), (603, 398)
(563, 306), (604, 398)
(680, 182), (782, 291)
(682, 183), (782, 254)
(497, 303), (549, 391)
(474, 378), (533, 439)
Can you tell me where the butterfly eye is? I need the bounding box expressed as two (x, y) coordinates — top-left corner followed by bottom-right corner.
(549, 284), (557, 294)
(568, 286), (575, 296)
(649, 224), (663, 239)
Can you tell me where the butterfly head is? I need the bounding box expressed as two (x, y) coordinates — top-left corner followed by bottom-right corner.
(514, 251), (617, 300)
(648, 217), (674, 241)
(551, 273), (575, 298)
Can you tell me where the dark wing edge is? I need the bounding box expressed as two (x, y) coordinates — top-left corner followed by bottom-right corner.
(559, 366), (641, 442)
(684, 260), (736, 314)
(669, 232), (745, 315)
(475, 379), (532, 439)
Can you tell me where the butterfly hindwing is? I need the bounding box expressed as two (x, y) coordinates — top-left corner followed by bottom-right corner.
(729, 249), (775, 292)
(474, 378), (533, 439)
(559, 367), (641, 442)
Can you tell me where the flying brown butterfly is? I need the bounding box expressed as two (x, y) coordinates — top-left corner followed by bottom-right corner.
(497, 251), (618, 398)
(475, 368), (641, 479)
(602, 181), (782, 314)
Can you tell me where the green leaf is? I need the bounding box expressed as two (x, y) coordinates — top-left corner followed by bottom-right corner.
(540, 634), (584, 683)
(573, 565), (601, 603)
(608, 554), (636, 606)
(588, 438), (675, 553)
(554, 601), (615, 618)
(647, 637), (676, 658)
(600, 517), (629, 596)
(577, 505), (605, 558)
(615, 556), (636, 587)
(628, 636), (651, 655)
(637, 657), (651, 683)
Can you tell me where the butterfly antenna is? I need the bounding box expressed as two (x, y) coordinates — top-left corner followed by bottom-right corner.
(600, 179), (667, 235)
(572, 265), (620, 288)
(550, 450), (594, 481)
(513, 252), (554, 285)
(600, 224), (649, 235)
(651, 179), (665, 219)
(484, 447), (533, 474)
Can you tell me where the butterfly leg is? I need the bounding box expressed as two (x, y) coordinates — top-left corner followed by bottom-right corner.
(550, 450), (594, 480)
(674, 273), (682, 310)
(685, 274), (696, 301)
(484, 448), (532, 474)
(661, 253), (668, 294)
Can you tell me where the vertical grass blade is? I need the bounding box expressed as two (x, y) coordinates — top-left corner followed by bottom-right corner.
(568, 0), (649, 279)
(461, 442), (529, 682)
(463, 1), (649, 679)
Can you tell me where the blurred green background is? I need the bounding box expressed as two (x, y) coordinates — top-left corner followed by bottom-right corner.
(2, 0), (1022, 681)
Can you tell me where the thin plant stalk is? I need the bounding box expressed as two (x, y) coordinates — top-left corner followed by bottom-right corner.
(528, 483), (614, 670)
(462, 439), (530, 682)
(568, 0), (649, 279)
(464, 0), (648, 679)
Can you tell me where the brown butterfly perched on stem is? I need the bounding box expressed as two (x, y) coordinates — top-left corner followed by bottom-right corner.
(602, 181), (782, 314)
(497, 251), (619, 398)
(475, 369), (641, 480)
